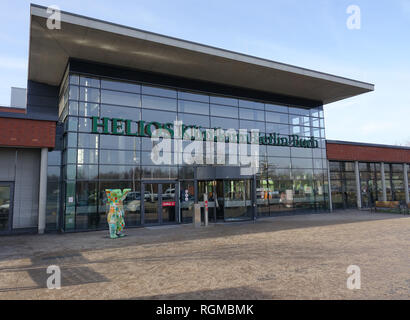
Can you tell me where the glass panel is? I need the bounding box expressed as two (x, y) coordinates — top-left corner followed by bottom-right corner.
(178, 100), (209, 115)
(180, 181), (194, 223)
(48, 151), (62, 166)
(78, 102), (99, 117)
(68, 101), (78, 116)
(289, 107), (310, 116)
(268, 179), (294, 214)
(210, 104), (238, 118)
(77, 164), (98, 180)
(238, 100), (264, 110)
(46, 180), (59, 230)
(239, 108), (265, 121)
(210, 117), (239, 130)
(142, 85), (177, 98)
(141, 166), (178, 179)
(100, 135), (140, 150)
(142, 109), (176, 123)
(256, 178), (270, 217)
(99, 165), (137, 180)
(123, 185), (142, 226)
(69, 74), (79, 85)
(78, 133), (98, 149)
(178, 113), (210, 128)
(78, 117), (93, 132)
(265, 112), (289, 124)
(100, 104), (140, 119)
(101, 90), (140, 107)
(75, 181), (98, 230)
(162, 183), (176, 223)
(178, 91), (209, 103)
(223, 180), (252, 221)
(198, 180), (216, 222)
(210, 95), (238, 106)
(0, 186), (11, 231)
(265, 123), (289, 135)
(142, 95), (177, 112)
(79, 87), (100, 103)
(99, 150), (140, 165)
(101, 79), (140, 93)
(80, 76), (100, 88)
(77, 149), (99, 164)
(265, 104), (288, 113)
(144, 183), (159, 224)
(240, 120), (265, 132)
(69, 85), (79, 100)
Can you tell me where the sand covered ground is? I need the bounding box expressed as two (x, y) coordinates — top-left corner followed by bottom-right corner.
(0, 210), (409, 299)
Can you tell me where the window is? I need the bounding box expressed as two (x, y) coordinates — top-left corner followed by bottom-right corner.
(265, 112), (289, 124)
(142, 95), (177, 112)
(142, 85), (177, 98)
(80, 87), (100, 103)
(101, 79), (140, 93)
(101, 90), (139, 107)
(239, 108), (265, 121)
(178, 100), (209, 115)
(210, 104), (238, 118)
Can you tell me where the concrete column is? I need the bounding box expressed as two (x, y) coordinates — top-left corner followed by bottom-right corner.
(404, 163), (409, 204)
(38, 148), (48, 234)
(354, 161), (362, 209)
(327, 160), (333, 212)
(380, 162), (387, 201)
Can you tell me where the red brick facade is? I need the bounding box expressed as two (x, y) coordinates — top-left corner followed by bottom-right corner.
(326, 142), (410, 163)
(0, 117), (56, 148)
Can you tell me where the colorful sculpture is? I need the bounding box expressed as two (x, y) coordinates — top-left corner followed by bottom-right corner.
(105, 188), (131, 239)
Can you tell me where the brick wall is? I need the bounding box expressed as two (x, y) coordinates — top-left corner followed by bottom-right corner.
(0, 117), (56, 148)
(326, 142), (410, 163)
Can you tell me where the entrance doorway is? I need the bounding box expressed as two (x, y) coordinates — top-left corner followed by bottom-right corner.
(198, 179), (254, 222)
(0, 182), (13, 233)
(142, 182), (179, 225)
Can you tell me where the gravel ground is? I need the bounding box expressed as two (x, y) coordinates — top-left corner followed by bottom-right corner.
(0, 210), (409, 300)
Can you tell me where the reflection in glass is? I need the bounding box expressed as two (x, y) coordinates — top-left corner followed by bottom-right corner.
(223, 180), (252, 221)
(180, 181), (194, 223)
(0, 186), (11, 231)
(101, 90), (139, 107)
(144, 183), (159, 224)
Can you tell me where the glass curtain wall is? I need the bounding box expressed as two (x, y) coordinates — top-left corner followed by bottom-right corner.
(58, 69), (328, 231)
(329, 161), (357, 209)
(385, 164), (405, 201)
(358, 162), (381, 208)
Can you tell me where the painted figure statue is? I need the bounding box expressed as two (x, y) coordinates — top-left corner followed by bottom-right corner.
(105, 188), (131, 239)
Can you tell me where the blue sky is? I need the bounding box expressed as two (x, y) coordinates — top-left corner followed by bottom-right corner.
(0, 0), (409, 145)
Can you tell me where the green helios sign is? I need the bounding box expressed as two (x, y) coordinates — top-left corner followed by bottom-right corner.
(91, 116), (319, 149)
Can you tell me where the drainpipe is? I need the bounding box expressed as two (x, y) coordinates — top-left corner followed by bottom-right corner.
(381, 162), (387, 201)
(327, 160), (333, 212)
(404, 163), (409, 204)
(354, 161), (362, 209)
(38, 148), (48, 234)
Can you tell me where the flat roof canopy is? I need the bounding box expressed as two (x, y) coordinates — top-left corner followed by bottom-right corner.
(29, 4), (374, 105)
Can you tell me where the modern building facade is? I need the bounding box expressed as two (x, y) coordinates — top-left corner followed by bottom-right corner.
(0, 4), (408, 235)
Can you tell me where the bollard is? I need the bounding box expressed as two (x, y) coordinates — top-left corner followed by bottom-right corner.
(204, 193), (208, 227)
(193, 203), (201, 228)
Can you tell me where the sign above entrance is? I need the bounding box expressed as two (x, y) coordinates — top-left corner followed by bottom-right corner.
(91, 116), (319, 149)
